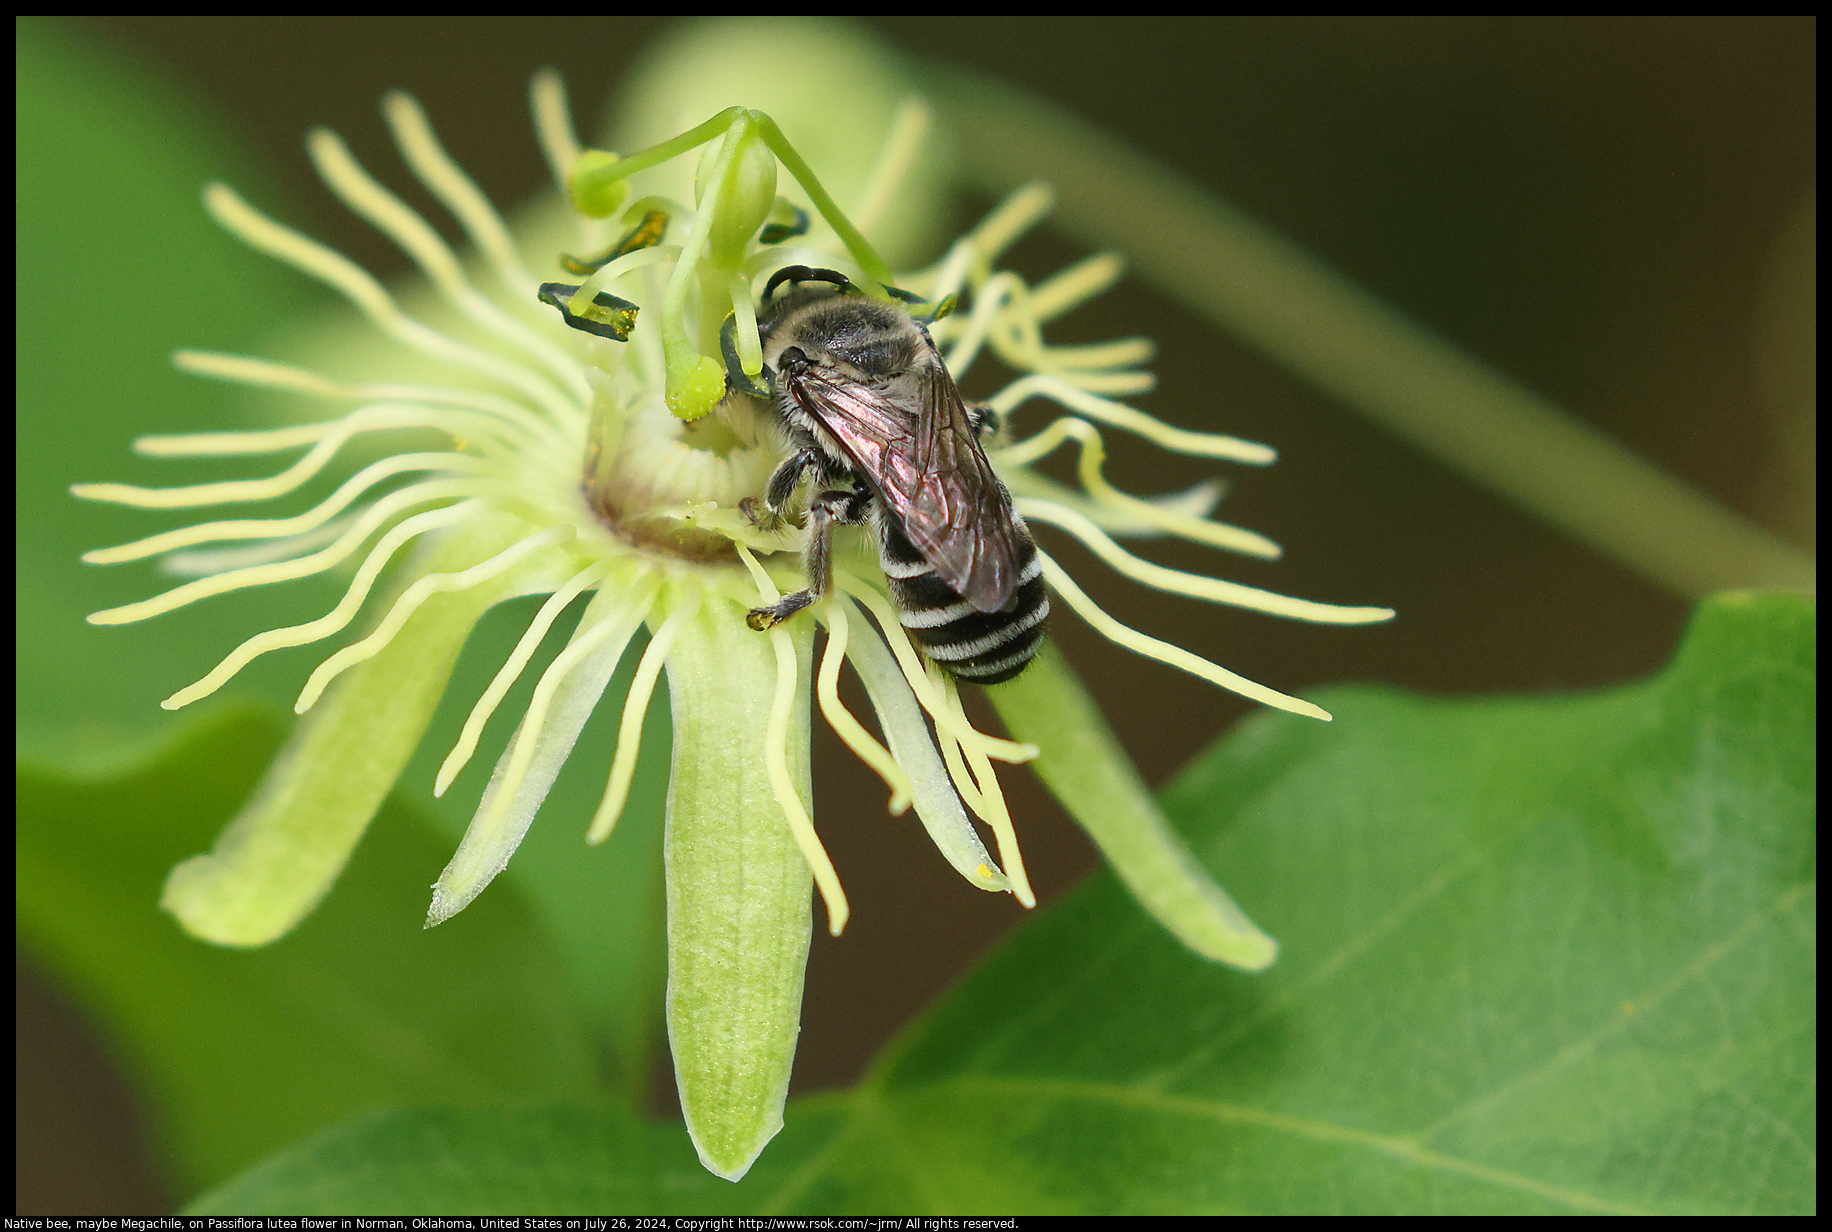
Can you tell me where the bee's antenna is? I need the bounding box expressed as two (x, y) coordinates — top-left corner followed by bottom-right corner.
(763, 265), (854, 302)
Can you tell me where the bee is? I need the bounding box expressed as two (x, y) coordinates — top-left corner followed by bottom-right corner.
(737, 267), (1048, 684)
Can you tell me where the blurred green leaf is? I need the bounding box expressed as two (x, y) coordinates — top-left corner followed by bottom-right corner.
(183, 593), (1813, 1214)
(193, 1106), (708, 1214)
(16, 16), (332, 767)
(17, 703), (601, 1196)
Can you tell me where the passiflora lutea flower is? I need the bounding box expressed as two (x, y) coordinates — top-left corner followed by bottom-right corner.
(73, 47), (1391, 1179)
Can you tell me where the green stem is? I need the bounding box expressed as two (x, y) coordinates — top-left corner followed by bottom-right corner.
(928, 65), (1815, 600)
(658, 113), (749, 418)
(752, 111), (897, 294)
(573, 107), (745, 207)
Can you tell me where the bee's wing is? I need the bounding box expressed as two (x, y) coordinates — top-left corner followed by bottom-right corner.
(786, 361), (1024, 613)
(905, 361), (1026, 612)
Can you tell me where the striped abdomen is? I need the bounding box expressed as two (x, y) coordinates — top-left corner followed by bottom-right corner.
(875, 515), (1049, 684)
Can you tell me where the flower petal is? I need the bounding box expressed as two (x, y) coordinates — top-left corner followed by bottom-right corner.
(161, 518), (547, 946)
(661, 593), (816, 1181)
(837, 598), (1012, 894)
(988, 642), (1279, 971)
(427, 573), (656, 926)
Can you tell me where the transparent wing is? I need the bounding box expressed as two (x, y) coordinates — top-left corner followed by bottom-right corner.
(784, 361), (1024, 612)
(905, 362), (1024, 611)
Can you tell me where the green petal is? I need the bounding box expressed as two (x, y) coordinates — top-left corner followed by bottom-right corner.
(427, 577), (655, 926)
(661, 592), (816, 1181)
(840, 598), (1010, 893)
(161, 517), (552, 946)
(989, 642), (1278, 970)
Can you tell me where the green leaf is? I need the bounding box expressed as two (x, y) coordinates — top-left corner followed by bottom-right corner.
(16, 17), (331, 767)
(184, 593), (1813, 1213)
(192, 1107), (709, 1214)
(870, 591), (1814, 1214)
(17, 704), (601, 1196)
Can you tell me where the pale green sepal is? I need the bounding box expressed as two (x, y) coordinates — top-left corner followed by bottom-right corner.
(426, 576), (655, 926)
(161, 516), (556, 947)
(841, 598), (1010, 893)
(663, 594), (815, 1181)
(989, 642), (1278, 970)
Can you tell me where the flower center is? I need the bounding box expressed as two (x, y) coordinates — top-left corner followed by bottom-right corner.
(582, 382), (778, 564)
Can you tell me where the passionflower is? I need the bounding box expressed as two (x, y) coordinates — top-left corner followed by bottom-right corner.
(74, 68), (1391, 1179)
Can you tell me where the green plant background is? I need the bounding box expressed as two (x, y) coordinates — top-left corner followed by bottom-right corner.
(16, 17), (1813, 1214)
(21, 598), (1814, 1212)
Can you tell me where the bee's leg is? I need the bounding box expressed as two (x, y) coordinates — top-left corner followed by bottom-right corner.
(741, 447), (820, 532)
(746, 486), (870, 631)
(965, 403), (1001, 441)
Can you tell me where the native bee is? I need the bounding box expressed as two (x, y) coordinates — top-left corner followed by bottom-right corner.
(737, 268), (1048, 684)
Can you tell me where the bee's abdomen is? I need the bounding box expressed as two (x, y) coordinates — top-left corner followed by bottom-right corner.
(878, 523), (1049, 685)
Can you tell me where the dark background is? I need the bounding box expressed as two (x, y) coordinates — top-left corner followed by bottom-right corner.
(19, 16), (1814, 1212)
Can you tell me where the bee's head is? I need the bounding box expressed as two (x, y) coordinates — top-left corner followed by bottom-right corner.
(760, 287), (923, 383)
